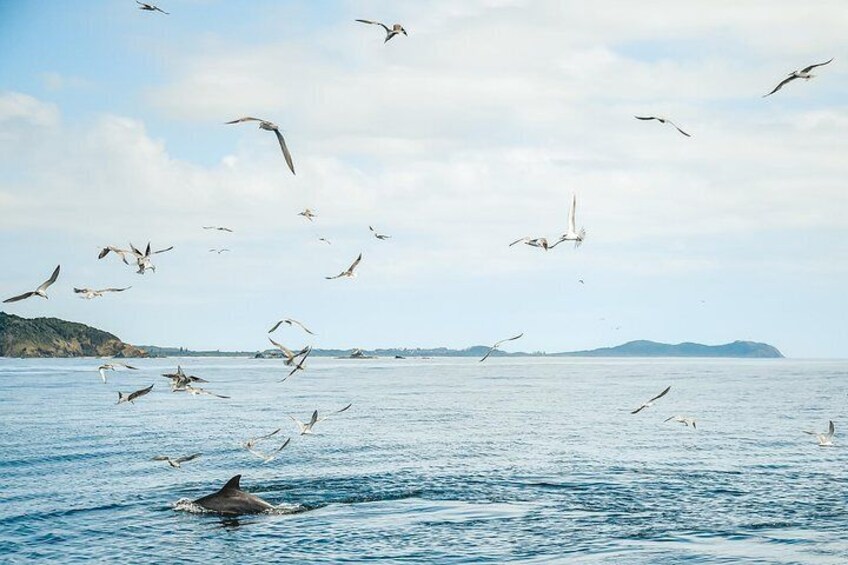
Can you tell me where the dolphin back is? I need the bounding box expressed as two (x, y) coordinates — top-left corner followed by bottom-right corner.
(193, 475), (275, 515)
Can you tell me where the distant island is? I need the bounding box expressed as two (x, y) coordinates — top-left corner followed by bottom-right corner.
(0, 312), (783, 359)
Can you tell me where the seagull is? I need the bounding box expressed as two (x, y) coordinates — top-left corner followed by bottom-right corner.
(268, 338), (310, 366)
(151, 453), (202, 469)
(98, 362), (139, 383)
(203, 226), (234, 232)
(268, 318), (315, 335)
(183, 384), (230, 399)
(631, 386), (671, 414)
(804, 420), (835, 447)
(634, 116), (691, 137)
(298, 208), (316, 221)
(129, 242), (174, 274)
(243, 428), (281, 450)
(136, 1), (168, 14)
(479, 333), (524, 362)
(246, 438), (291, 464)
(326, 253), (362, 279)
(3, 265), (60, 303)
(74, 287), (131, 300)
(356, 19), (408, 43)
(578, 279), (585, 284)
(162, 366), (208, 391)
(318, 237), (331, 245)
(551, 193), (586, 249)
(369, 226), (391, 240)
(209, 248), (231, 254)
(764, 58), (834, 97)
(98, 246), (133, 265)
(509, 237), (550, 251)
(664, 415), (697, 429)
(289, 403), (352, 435)
(116, 384), (154, 405)
(281, 347), (312, 382)
(225, 117), (295, 175)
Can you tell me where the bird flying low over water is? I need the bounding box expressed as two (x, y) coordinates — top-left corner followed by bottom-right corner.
(764, 58), (834, 97)
(246, 438), (291, 464)
(326, 253), (363, 280)
(356, 19), (408, 43)
(151, 453), (201, 469)
(631, 386), (671, 414)
(268, 338), (311, 366)
(225, 117), (295, 175)
(509, 237), (550, 251)
(203, 226), (233, 232)
(289, 403), (353, 435)
(268, 318), (315, 335)
(136, 1), (168, 14)
(3, 265), (60, 303)
(479, 333), (524, 362)
(74, 287), (131, 300)
(804, 420), (835, 447)
(634, 115), (691, 137)
(98, 362), (138, 383)
(369, 226), (391, 240)
(664, 415), (697, 429)
(117, 384), (154, 405)
(551, 193), (586, 249)
(162, 366), (208, 391)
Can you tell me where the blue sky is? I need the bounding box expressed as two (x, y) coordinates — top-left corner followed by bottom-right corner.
(1, 1), (846, 357)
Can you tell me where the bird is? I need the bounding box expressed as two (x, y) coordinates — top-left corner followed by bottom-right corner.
(268, 338), (310, 366)
(116, 384), (154, 405)
(634, 115), (691, 137)
(225, 117), (295, 175)
(509, 237), (550, 251)
(281, 347), (312, 382)
(369, 226), (391, 240)
(98, 362), (139, 383)
(98, 246), (133, 265)
(356, 19), (408, 43)
(479, 333), (524, 362)
(74, 287), (131, 300)
(246, 438), (291, 464)
(804, 420), (835, 447)
(318, 237), (331, 245)
(162, 366), (208, 391)
(326, 253), (362, 279)
(243, 428), (281, 450)
(3, 265), (60, 303)
(631, 386), (671, 414)
(298, 208), (316, 221)
(578, 279), (585, 284)
(209, 248), (231, 254)
(183, 384), (230, 399)
(664, 415), (697, 429)
(203, 226), (233, 232)
(151, 453), (202, 469)
(129, 242), (174, 274)
(764, 58), (834, 97)
(551, 193), (586, 249)
(289, 404), (352, 435)
(268, 318), (315, 335)
(136, 1), (168, 14)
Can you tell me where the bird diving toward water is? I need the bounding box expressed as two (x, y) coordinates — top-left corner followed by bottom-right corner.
(268, 318), (315, 335)
(479, 333), (524, 362)
(3, 265), (60, 303)
(74, 287), (131, 300)
(136, 1), (168, 14)
(116, 384), (154, 405)
(551, 193), (586, 249)
(631, 386), (671, 414)
(356, 19), (408, 43)
(289, 403), (353, 435)
(326, 253), (362, 279)
(369, 226), (391, 240)
(151, 453), (202, 469)
(804, 420), (835, 447)
(634, 115), (691, 137)
(509, 237), (550, 251)
(203, 226), (233, 232)
(225, 117), (295, 175)
(764, 58), (834, 97)
(98, 362), (138, 383)
(246, 438), (291, 464)
(664, 415), (697, 429)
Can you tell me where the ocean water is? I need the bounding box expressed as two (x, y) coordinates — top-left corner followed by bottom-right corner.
(0, 357), (846, 564)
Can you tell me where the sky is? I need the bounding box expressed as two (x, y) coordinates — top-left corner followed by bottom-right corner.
(0, 0), (846, 357)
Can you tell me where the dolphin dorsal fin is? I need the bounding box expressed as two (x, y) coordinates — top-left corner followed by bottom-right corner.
(221, 475), (241, 492)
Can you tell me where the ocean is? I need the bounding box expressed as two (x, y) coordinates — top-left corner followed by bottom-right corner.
(0, 357), (846, 563)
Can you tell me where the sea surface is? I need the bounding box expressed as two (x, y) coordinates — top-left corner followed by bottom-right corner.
(0, 357), (846, 564)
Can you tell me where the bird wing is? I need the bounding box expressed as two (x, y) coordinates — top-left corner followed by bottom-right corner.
(102, 287), (131, 293)
(494, 333), (524, 348)
(326, 272), (344, 280)
(289, 415), (307, 433)
(273, 129), (296, 175)
(153, 246), (173, 255)
(74, 288), (90, 294)
(37, 265), (61, 292)
(288, 319), (315, 335)
(269, 438), (292, 456)
(667, 120), (691, 137)
(269, 337), (294, 359)
(826, 420), (835, 438)
(634, 116), (658, 121)
(509, 237), (530, 247)
(308, 410), (319, 427)
(801, 57), (834, 73)
(225, 117), (263, 124)
(631, 404), (647, 414)
(348, 253), (363, 272)
(151, 455), (170, 461)
(356, 19), (390, 33)
(648, 386), (672, 403)
(3, 291), (35, 303)
(479, 346), (497, 363)
(764, 75), (797, 97)
(153, 5), (169, 14)
(663, 416), (676, 423)
(568, 194), (577, 233)
(268, 320), (284, 333)
(175, 453), (202, 464)
(129, 243), (144, 257)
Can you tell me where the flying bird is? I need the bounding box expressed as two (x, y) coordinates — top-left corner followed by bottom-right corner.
(631, 386), (671, 414)
(98, 246), (133, 265)
(243, 428), (282, 450)
(225, 117), (295, 175)
(74, 287), (131, 300)
(136, 1), (168, 14)
(356, 19), (408, 43)
(3, 265), (60, 303)
(203, 226), (233, 232)
(268, 318), (315, 335)
(664, 415), (697, 429)
(209, 248), (231, 254)
(151, 453), (202, 469)
(129, 242), (174, 274)
(509, 237), (550, 251)
(268, 338), (310, 366)
(281, 347), (312, 382)
(298, 208), (316, 221)
(98, 362), (138, 383)
(804, 420), (835, 447)
(369, 226), (391, 240)
(551, 193), (586, 249)
(326, 253), (362, 280)
(116, 384), (154, 405)
(246, 438), (291, 464)
(183, 384), (230, 399)
(479, 333), (524, 362)
(318, 237), (331, 245)
(634, 116), (691, 137)
(764, 58), (834, 97)
(289, 403), (352, 435)
(162, 365), (208, 391)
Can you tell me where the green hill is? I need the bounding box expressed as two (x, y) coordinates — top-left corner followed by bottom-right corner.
(553, 340), (783, 358)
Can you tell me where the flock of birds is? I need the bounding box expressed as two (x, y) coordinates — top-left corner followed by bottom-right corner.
(1, 2), (840, 509)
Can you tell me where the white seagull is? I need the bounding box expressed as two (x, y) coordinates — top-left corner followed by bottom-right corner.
(74, 287), (131, 300)
(664, 415), (696, 429)
(764, 58), (834, 97)
(3, 265), (60, 303)
(479, 333), (524, 362)
(209, 248), (230, 254)
(631, 386), (671, 414)
(289, 403), (353, 435)
(225, 117), (295, 175)
(281, 347), (312, 382)
(551, 193), (586, 249)
(369, 226), (391, 240)
(634, 115), (691, 137)
(326, 253), (362, 280)
(298, 208), (316, 221)
(98, 246), (134, 265)
(136, 1), (168, 14)
(116, 384), (154, 405)
(98, 362), (139, 383)
(268, 318), (315, 335)
(804, 420), (835, 447)
(151, 453), (202, 469)
(356, 19), (408, 43)
(203, 226), (234, 232)
(246, 438), (291, 464)
(129, 242), (174, 274)
(268, 338), (311, 366)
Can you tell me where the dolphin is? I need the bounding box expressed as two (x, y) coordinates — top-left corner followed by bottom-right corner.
(192, 475), (276, 515)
